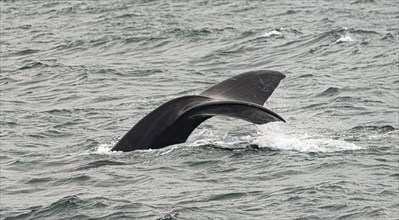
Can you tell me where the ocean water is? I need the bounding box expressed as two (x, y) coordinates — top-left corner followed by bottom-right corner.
(1, 0), (398, 219)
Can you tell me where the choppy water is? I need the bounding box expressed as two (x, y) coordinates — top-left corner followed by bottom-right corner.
(1, 0), (398, 219)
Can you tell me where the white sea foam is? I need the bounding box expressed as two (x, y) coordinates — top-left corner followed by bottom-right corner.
(255, 123), (361, 152)
(336, 34), (354, 43)
(92, 123), (362, 154)
(90, 142), (122, 155)
(156, 145), (180, 155)
(260, 30), (283, 38)
(90, 141), (180, 156)
(188, 126), (255, 148)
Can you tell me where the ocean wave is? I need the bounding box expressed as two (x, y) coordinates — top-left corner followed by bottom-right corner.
(316, 87), (340, 97)
(350, 125), (397, 134)
(4, 195), (145, 220)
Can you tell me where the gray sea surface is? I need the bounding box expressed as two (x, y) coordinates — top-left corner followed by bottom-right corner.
(1, 0), (398, 219)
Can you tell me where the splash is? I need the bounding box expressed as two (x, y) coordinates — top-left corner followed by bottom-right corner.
(255, 123), (361, 152)
(188, 127), (255, 149)
(90, 142), (121, 155)
(336, 34), (354, 43)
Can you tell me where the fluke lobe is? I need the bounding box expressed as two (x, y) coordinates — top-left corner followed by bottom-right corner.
(112, 70), (285, 152)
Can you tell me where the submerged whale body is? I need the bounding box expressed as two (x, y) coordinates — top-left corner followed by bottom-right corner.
(112, 70), (285, 152)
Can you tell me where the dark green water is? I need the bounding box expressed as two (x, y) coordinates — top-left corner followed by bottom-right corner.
(1, 0), (398, 219)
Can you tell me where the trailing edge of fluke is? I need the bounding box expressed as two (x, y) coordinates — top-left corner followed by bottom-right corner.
(112, 70), (285, 152)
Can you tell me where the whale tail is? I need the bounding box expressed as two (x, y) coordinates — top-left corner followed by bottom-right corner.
(112, 70), (285, 152)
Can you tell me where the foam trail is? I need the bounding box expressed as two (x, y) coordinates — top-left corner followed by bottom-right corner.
(255, 123), (361, 152)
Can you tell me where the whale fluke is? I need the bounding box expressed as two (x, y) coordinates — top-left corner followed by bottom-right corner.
(200, 70), (285, 105)
(112, 70), (285, 152)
